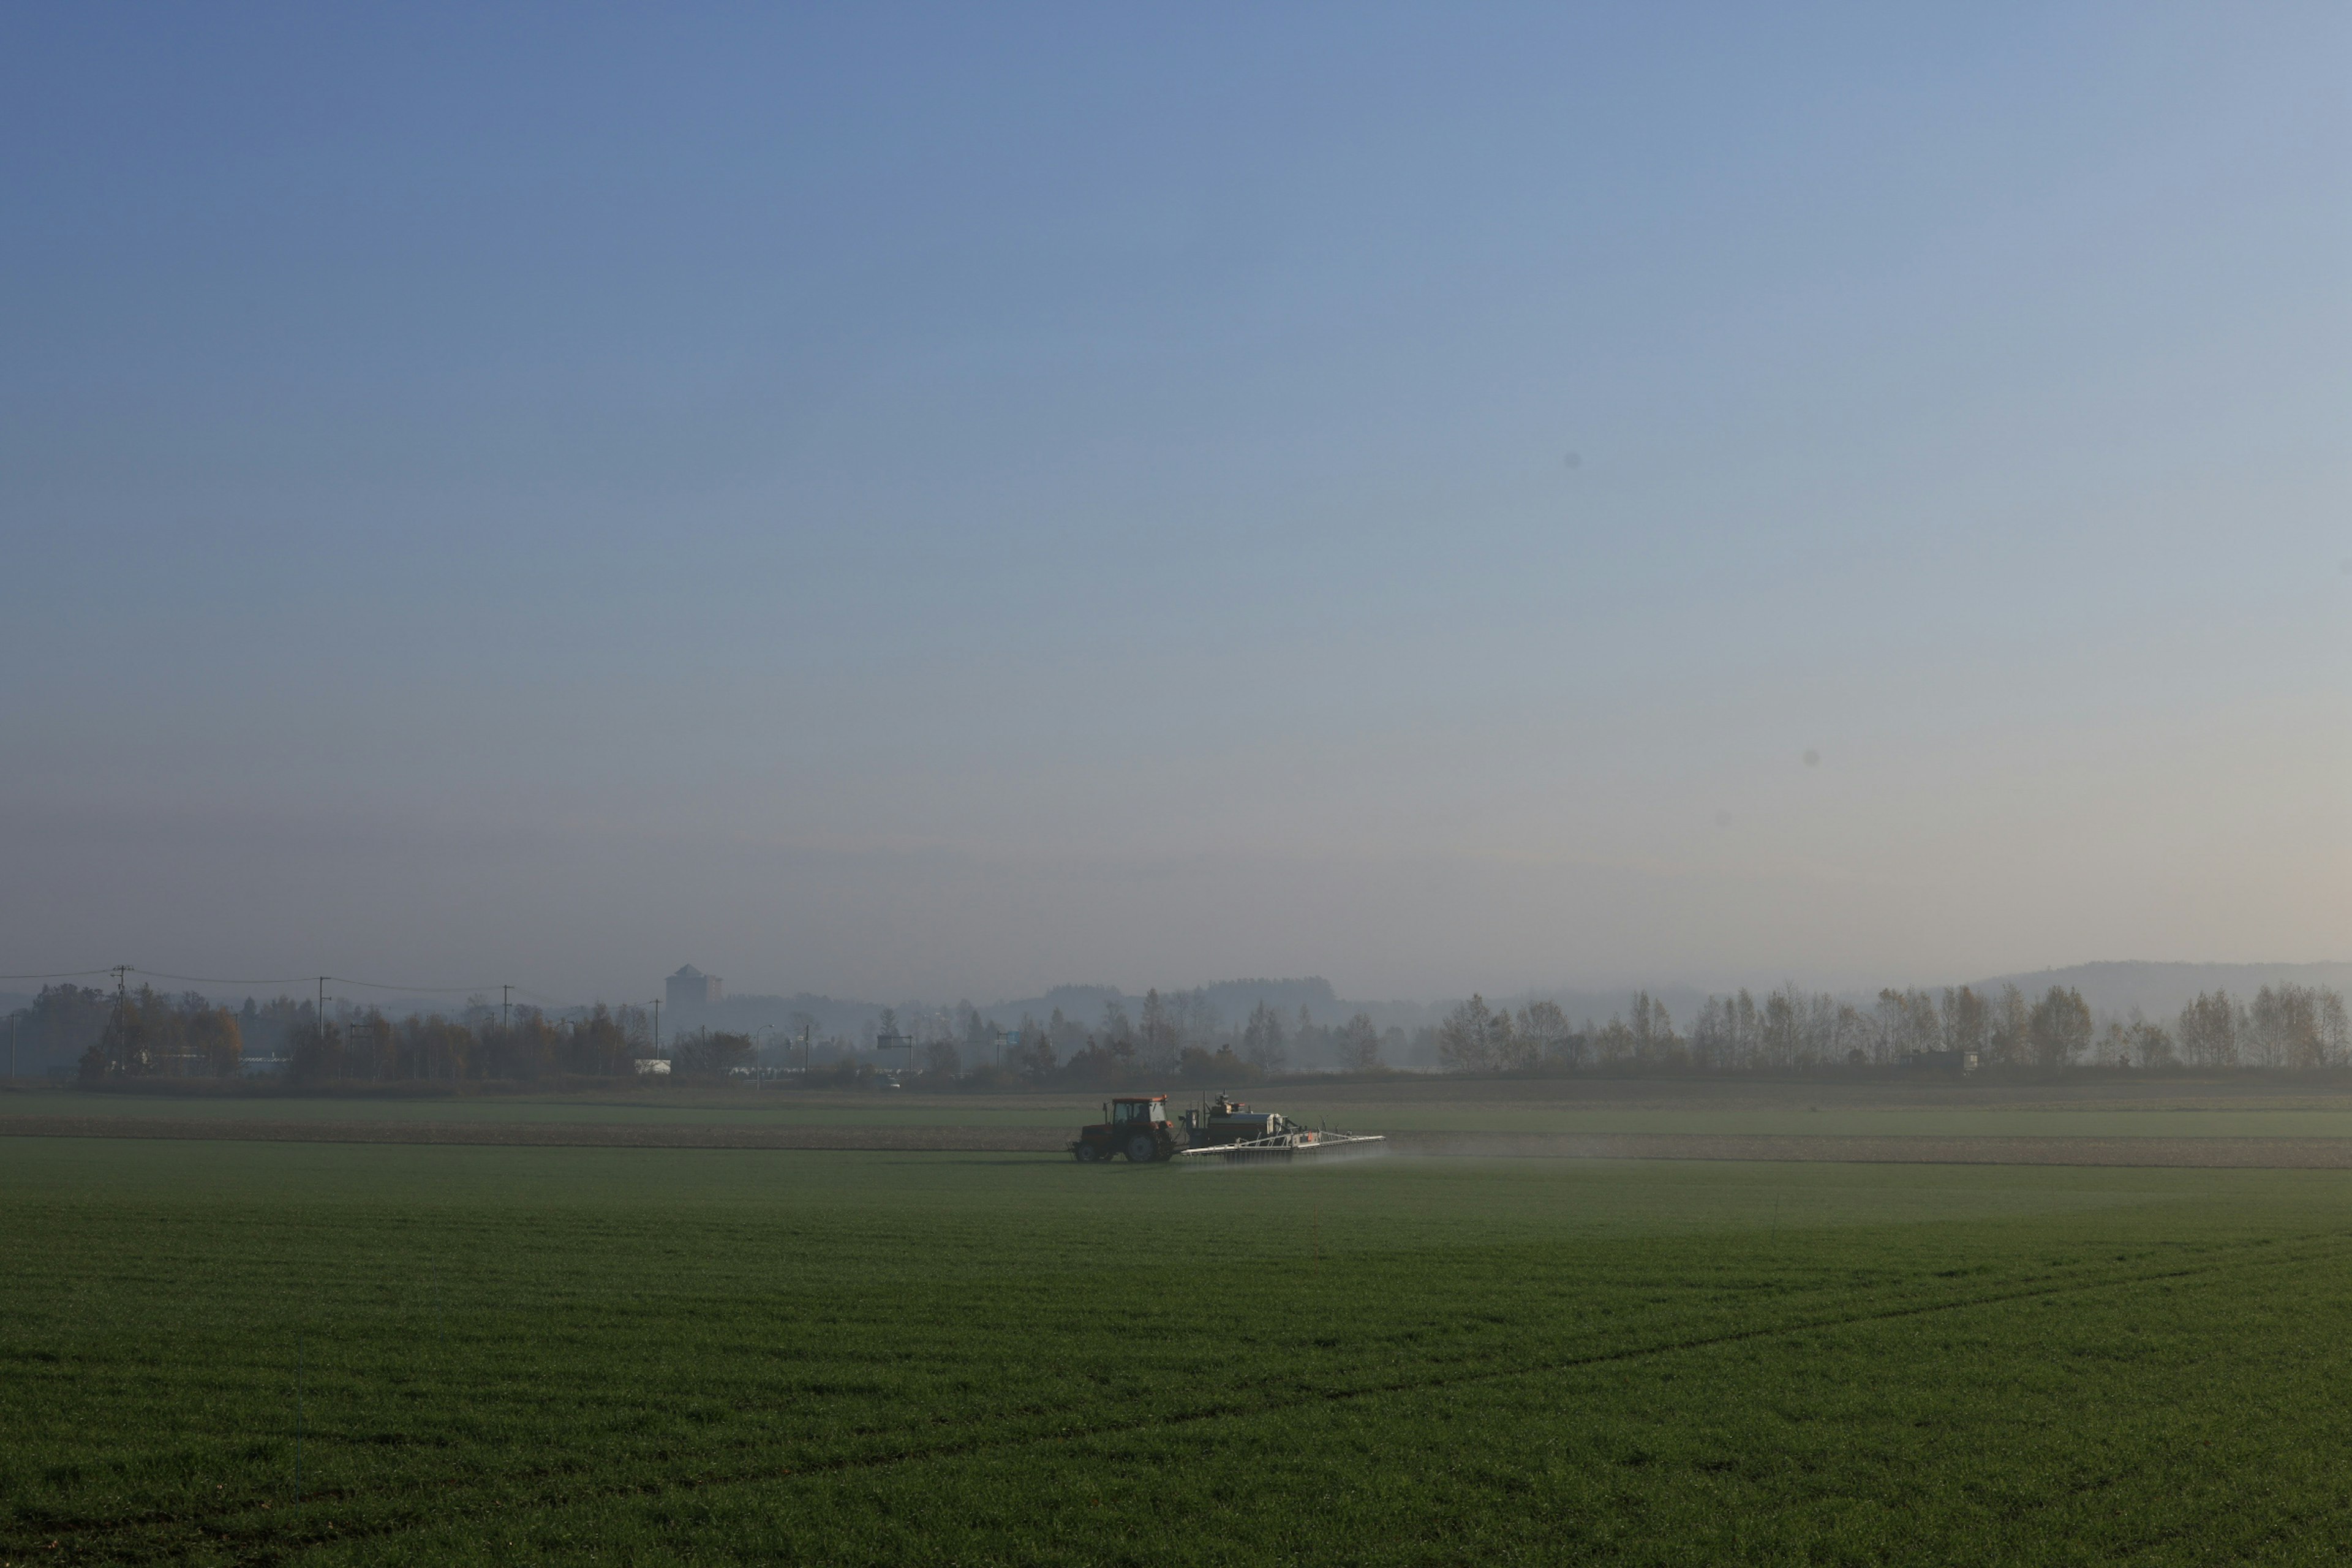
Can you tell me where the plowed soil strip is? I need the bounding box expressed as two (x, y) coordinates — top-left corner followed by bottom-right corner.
(6, 1116), (2352, 1166)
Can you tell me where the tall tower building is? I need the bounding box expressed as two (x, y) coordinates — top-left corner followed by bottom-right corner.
(666, 965), (722, 1013)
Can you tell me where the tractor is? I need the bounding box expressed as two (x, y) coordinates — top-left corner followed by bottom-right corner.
(1069, 1091), (1384, 1165)
(1069, 1095), (1182, 1163)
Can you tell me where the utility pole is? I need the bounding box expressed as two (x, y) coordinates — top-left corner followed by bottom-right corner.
(651, 998), (661, 1056)
(110, 965), (128, 1074)
(90, 965), (130, 1076)
(502, 985), (511, 1035)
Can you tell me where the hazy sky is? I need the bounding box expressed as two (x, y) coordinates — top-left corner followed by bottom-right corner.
(4, 4), (2346, 1005)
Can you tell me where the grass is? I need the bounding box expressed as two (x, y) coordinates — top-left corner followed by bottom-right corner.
(6, 1139), (2352, 1562)
(19, 1079), (2352, 1142)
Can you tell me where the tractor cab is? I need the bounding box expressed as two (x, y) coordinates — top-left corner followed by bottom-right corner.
(1071, 1095), (1179, 1164)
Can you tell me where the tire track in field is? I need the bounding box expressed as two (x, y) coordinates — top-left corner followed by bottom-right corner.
(23, 1231), (2348, 1566)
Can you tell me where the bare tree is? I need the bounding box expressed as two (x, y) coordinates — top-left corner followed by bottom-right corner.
(1830, 1003), (1871, 1065)
(2125, 1016), (2175, 1068)
(1691, 997), (1730, 1069)
(1592, 1014), (1634, 1064)
(1981, 985), (2028, 1068)
(1491, 1007), (1537, 1071)
(1242, 1001), (1287, 1073)
(1629, 992), (1676, 1061)
(1339, 1012), (1382, 1072)
(1138, 989), (1181, 1072)
(1517, 1000), (1572, 1068)
(1871, 990), (1905, 1066)
(2245, 984), (2336, 1069)
(2177, 991), (2237, 1067)
(1940, 986), (1987, 1060)
(2027, 987), (2092, 1069)
(1804, 992), (1842, 1065)
(1436, 995), (1500, 1072)
(1759, 987), (1804, 1068)
(1100, 998), (1134, 1060)
(1178, 990), (1221, 1054)
(1012, 1012), (1056, 1077)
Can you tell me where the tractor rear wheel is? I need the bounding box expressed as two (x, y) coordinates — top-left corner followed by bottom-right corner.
(1125, 1133), (1159, 1163)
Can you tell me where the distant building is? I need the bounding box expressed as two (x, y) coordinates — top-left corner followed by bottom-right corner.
(666, 965), (722, 1012)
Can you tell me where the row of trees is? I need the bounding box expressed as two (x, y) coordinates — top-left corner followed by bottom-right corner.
(83, 987), (245, 1078)
(293, 1003), (655, 1082)
(1433, 982), (2350, 1074)
(4, 986), (260, 1080)
(15, 978), (2348, 1087)
(15, 984), (673, 1085)
(2171, 986), (2349, 1069)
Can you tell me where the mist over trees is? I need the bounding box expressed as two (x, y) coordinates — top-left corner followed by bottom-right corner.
(6, 976), (2346, 1089)
(2, 985), (668, 1086)
(1428, 982), (2347, 1076)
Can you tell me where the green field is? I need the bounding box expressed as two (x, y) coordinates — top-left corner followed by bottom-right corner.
(18, 1076), (2352, 1142)
(7, 1137), (2352, 1564)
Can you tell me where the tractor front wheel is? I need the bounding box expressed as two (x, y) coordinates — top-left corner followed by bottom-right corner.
(1125, 1133), (1160, 1163)
(1074, 1143), (1101, 1163)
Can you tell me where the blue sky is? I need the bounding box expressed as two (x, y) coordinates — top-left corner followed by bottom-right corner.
(2, 4), (2345, 1003)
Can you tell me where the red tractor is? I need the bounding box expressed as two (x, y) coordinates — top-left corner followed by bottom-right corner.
(1069, 1095), (1181, 1163)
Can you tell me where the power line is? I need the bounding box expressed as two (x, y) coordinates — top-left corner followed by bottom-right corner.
(112, 968), (499, 995)
(9, 965), (629, 1007)
(126, 968), (322, 989)
(323, 976), (501, 996)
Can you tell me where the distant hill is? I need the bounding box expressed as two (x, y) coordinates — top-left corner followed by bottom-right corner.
(1964, 962), (2352, 1020)
(985, 984), (1124, 1022)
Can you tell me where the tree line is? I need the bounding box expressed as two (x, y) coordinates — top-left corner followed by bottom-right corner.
(1433, 982), (2350, 1072)
(8, 982), (1396, 1087)
(9, 976), (2347, 1087)
(7, 985), (663, 1085)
